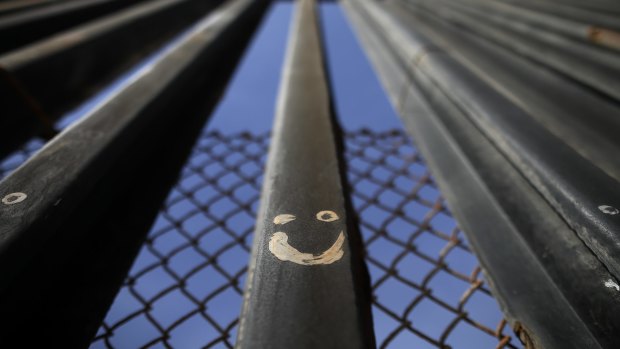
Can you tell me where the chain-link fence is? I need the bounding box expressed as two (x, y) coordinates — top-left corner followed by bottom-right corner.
(79, 129), (522, 349)
(345, 130), (522, 349)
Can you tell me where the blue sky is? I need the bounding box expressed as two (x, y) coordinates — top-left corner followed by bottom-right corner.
(206, 2), (401, 132)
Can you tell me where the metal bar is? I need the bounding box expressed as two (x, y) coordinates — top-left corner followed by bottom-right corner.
(0, 0), (270, 310)
(0, 0), (223, 159)
(0, 0), (58, 16)
(532, 0), (620, 15)
(383, 1), (620, 180)
(0, 0), (148, 54)
(423, 0), (620, 52)
(497, 0), (620, 32)
(343, 0), (620, 348)
(0, 74), (224, 347)
(386, 0), (620, 282)
(236, 0), (374, 348)
(401, 0), (620, 101)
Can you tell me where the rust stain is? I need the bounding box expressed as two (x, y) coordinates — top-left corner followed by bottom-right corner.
(513, 322), (537, 349)
(587, 26), (620, 52)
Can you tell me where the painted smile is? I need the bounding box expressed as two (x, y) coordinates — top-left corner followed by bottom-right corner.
(268, 211), (345, 265)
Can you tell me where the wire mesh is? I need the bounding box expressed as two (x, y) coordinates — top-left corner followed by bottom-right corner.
(86, 129), (522, 349)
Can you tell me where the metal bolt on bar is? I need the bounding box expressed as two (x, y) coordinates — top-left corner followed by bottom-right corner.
(236, 0), (374, 348)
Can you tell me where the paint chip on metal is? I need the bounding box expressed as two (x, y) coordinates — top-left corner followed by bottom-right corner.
(274, 214), (296, 225)
(604, 279), (620, 292)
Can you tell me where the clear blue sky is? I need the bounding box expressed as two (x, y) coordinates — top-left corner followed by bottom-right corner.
(206, 2), (402, 132)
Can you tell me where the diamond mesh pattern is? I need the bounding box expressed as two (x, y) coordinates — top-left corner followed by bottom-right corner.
(82, 129), (521, 349)
(346, 130), (522, 349)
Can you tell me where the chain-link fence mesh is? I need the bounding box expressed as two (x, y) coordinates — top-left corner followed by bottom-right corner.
(72, 129), (522, 349)
(345, 130), (522, 349)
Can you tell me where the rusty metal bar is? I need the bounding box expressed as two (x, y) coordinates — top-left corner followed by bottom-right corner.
(236, 0), (374, 348)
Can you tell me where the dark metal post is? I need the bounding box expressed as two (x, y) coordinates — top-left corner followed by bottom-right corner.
(0, 0), (149, 54)
(236, 0), (374, 348)
(343, 0), (620, 348)
(0, 0), (224, 158)
(0, 0), (270, 345)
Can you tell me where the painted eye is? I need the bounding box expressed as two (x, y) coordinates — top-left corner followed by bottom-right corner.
(316, 210), (339, 222)
(274, 214), (296, 225)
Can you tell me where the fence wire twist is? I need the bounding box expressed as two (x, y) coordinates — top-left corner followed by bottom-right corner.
(83, 129), (522, 349)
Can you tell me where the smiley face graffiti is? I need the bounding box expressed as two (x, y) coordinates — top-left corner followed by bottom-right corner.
(268, 210), (345, 266)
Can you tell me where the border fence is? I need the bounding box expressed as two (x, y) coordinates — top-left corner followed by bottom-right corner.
(89, 130), (522, 349)
(1, 0), (619, 348)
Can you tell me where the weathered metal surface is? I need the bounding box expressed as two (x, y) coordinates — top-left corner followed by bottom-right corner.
(382, 2), (620, 183)
(389, 0), (620, 282)
(343, 0), (620, 348)
(404, 0), (620, 101)
(0, 3), (270, 346)
(236, 0), (374, 348)
(0, 0), (223, 159)
(0, 0), (56, 17)
(0, 0), (147, 54)
(589, 26), (620, 51)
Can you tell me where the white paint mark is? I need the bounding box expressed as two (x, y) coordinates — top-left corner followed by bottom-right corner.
(269, 231), (345, 265)
(604, 279), (620, 292)
(269, 211), (345, 265)
(274, 214), (296, 225)
(316, 210), (339, 222)
(598, 205), (619, 215)
(2, 192), (27, 205)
